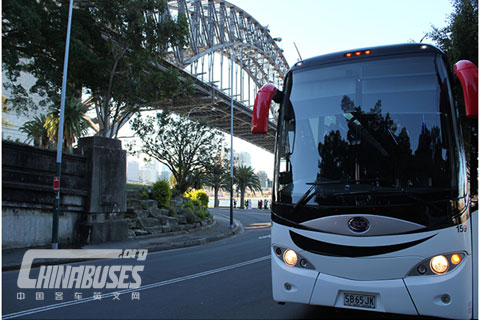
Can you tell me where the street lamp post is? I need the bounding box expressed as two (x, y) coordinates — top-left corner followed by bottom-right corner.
(229, 50), (235, 229)
(52, 0), (74, 249)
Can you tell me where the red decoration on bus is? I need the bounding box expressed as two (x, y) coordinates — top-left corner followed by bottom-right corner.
(252, 84), (277, 134)
(454, 60), (478, 118)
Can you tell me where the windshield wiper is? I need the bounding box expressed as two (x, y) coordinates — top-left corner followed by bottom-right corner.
(295, 179), (385, 210)
(294, 184), (316, 210)
(292, 180), (365, 211)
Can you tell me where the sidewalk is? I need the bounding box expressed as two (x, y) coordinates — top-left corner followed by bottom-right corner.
(2, 210), (243, 272)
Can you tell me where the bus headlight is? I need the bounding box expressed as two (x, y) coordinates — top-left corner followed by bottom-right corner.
(273, 246), (314, 270)
(283, 249), (298, 267)
(407, 252), (466, 276)
(430, 255), (449, 274)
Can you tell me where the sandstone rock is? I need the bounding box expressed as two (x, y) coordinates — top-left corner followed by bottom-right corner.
(165, 216), (179, 228)
(139, 217), (161, 228)
(134, 229), (150, 236)
(177, 214), (187, 225)
(149, 207), (170, 219)
(145, 226), (163, 234)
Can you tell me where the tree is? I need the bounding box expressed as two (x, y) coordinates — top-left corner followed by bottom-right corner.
(44, 97), (90, 148)
(234, 165), (262, 209)
(19, 114), (50, 148)
(428, 0), (478, 201)
(428, 0), (478, 66)
(2, 0), (191, 137)
(204, 161), (230, 208)
(130, 110), (225, 194)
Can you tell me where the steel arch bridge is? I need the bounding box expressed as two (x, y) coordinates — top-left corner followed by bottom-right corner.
(162, 0), (289, 153)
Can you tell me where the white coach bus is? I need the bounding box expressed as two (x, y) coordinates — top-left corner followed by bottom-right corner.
(252, 43), (478, 319)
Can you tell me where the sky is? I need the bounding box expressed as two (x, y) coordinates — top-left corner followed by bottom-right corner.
(228, 0), (454, 179)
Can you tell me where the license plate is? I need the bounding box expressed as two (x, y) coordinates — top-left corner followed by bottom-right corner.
(343, 292), (376, 309)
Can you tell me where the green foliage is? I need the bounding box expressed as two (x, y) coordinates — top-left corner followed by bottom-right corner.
(130, 110), (225, 193)
(2, 0), (190, 137)
(19, 97), (89, 148)
(234, 165), (262, 209)
(184, 189), (209, 208)
(196, 207), (206, 220)
(182, 198), (209, 220)
(44, 97), (89, 148)
(428, 0), (478, 66)
(194, 190), (209, 208)
(234, 166), (262, 194)
(182, 206), (196, 224)
(19, 114), (50, 148)
(428, 0), (478, 201)
(152, 180), (172, 208)
(126, 183), (147, 190)
(204, 161), (230, 207)
(183, 199), (196, 211)
(140, 191), (149, 200)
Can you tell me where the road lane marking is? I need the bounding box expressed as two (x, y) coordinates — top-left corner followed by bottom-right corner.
(258, 235), (271, 239)
(245, 222), (272, 230)
(3, 255), (271, 319)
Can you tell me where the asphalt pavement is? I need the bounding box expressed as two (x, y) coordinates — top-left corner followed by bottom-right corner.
(2, 209), (428, 319)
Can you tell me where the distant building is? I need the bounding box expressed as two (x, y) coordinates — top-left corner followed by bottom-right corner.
(234, 151), (252, 167)
(257, 171), (268, 188)
(127, 160), (140, 183)
(159, 170), (171, 181)
(139, 162), (158, 184)
(257, 170), (273, 189)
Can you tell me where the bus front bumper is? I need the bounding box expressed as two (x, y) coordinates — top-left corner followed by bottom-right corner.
(272, 252), (473, 319)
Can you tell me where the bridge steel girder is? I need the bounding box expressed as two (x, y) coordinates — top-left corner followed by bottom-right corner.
(164, 0), (289, 154)
(157, 59), (277, 153)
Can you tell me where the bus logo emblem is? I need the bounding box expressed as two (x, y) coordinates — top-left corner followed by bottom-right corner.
(348, 217), (370, 233)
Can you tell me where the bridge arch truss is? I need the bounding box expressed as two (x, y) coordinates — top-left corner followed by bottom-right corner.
(163, 0), (289, 152)
(167, 0), (289, 97)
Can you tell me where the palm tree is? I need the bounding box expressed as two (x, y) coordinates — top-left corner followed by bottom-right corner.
(19, 114), (50, 148)
(234, 165), (262, 209)
(204, 162), (229, 207)
(45, 97), (89, 148)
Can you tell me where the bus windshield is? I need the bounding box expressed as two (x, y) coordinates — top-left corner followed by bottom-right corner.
(275, 53), (465, 223)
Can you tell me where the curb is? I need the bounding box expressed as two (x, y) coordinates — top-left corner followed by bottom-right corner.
(132, 218), (218, 240)
(141, 219), (243, 252)
(2, 218), (243, 272)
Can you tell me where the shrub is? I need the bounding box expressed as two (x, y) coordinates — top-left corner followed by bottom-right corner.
(183, 199), (195, 211)
(140, 191), (149, 200)
(152, 180), (172, 208)
(194, 190), (209, 208)
(184, 189), (209, 208)
(196, 207), (206, 220)
(182, 207), (196, 224)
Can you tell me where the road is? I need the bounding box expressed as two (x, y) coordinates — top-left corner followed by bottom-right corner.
(2, 209), (425, 319)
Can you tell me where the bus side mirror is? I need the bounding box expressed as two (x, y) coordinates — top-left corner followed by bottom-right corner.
(252, 84), (279, 134)
(454, 60), (478, 118)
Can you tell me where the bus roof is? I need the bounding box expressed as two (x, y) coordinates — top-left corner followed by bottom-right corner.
(290, 43), (444, 72)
